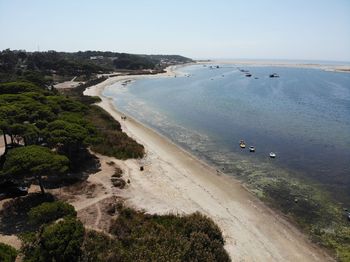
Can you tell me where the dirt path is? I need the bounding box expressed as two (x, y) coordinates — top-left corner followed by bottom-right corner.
(94, 203), (102, 227)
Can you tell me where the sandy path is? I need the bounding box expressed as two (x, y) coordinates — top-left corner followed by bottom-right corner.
(83, 70), (333, 261)
(0, 135), (11, 156)
(54, 76), (81, 89)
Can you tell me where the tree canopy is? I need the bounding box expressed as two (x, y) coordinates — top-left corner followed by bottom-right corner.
(0, 242), (17, 262)
(2, 145), (69, 193)
(28, 201), (76, 225)
(22, 218), (84, 262)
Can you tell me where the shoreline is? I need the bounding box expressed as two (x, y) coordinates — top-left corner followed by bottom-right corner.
(84, 66), (333, 261)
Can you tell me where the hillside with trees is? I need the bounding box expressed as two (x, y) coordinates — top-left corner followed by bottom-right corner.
(0, 49), (193, 83)
(0, 49), (230, 261)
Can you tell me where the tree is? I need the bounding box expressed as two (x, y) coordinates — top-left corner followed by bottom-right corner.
(22, 218), (84, 262)
(2, 145), (69, 194)
(45, 120), (90, 159)
(28, 201), (76, 225)
(8, 123), (39, 146)
(0, 243), (17, 262)
(0, 81), (41, 94)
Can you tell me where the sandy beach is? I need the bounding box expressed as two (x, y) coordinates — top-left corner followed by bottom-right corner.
(83, 66), (333, 261)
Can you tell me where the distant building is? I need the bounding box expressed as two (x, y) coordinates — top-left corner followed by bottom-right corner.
(90, 56), (104, 60)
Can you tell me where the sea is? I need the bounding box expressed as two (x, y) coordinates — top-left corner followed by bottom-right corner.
(104, 63), (350, 204)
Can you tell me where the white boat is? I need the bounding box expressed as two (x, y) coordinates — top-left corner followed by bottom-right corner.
(249, 146), (255, 152)
(269, 152), (276, 158)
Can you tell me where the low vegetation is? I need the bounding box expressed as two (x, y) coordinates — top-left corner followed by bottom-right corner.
(86, 106), (145, 159)
(82, 205), (230, 262)
(0, 242), (18, 262)
(13, 198), (229, 262)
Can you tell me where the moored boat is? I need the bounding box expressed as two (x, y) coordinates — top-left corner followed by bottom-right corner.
(269, 152), (276, 158)
(239, 140), (246, 148)
(249, 146), (255, 152)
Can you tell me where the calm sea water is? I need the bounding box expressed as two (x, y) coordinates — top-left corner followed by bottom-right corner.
(104, 64), (350, 203)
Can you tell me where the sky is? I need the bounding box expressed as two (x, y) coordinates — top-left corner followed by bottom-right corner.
(0, 0), (349, 61)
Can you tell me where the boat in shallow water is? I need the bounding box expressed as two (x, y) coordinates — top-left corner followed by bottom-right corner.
(249, 146), (255, 152)
(269, 152), (276, 158)
(239, 140), (246, 148)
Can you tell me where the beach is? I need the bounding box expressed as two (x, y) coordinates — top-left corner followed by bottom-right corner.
(83, 66), (333, 261)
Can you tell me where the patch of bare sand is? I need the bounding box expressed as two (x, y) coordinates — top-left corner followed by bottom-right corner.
(54, 76), (81, 89)
(50, 154), (128, 232)
(82, 70), (334, 261)
(0, 234), (21, 250)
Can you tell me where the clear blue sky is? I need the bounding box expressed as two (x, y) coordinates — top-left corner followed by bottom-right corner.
(0, 0), (349, 61)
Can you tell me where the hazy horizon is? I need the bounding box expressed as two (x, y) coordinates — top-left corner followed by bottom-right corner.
(1, 0), (349, 61)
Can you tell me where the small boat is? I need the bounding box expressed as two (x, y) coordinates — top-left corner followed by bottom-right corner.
(269, 152), (276, 158)
(269, 73), (279, 78)
(239, 140), (246, 149)
(249, 146), (255, 152)
(245, 73), (252, 77)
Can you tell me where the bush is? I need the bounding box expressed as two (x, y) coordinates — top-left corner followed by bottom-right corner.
(106, 205), (230, 261)
(28, 201), (76, 225)
(0, 81), (41, 94)
(22, 218), (85, 262)
(112, 167), (123, 178)
(81, 230), (122, 262)
(0, 243), (17, 262)
(86, 106), (144, 159)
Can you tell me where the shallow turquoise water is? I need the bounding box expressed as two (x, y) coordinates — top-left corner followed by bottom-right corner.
(104, 64), (350, 203)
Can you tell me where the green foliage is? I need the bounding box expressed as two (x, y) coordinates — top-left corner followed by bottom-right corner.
(104, 206), (230, 261)
(45, 120), (89, 148)
(2, 145), (69, 193)
(28, 201), (76, 225)
(87, 105), (121, 130)
(59, 77), (106, 105)
(113, 53), (156, 70)
(3, 145), (69, 179)
(0, 242), (17, 262)
(46, 95), (87, 114)
(0, 81), (41, 94)
(86, 106), (144, 159)
(81, 230), (122, 262)
(22, 218), (85, 262)
(0, 93), (56, 125)
(0, 49), (192, 82)
(9, 123), (39, 145)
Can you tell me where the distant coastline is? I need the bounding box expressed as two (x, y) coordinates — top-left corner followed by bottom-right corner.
(197, 59), (350, 73)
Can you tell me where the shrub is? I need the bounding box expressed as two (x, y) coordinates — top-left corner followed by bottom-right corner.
(107, 205), (230, 261)
(22, 218), (85, 262)
(112, 167), (123, 178)
(0, 243), (17, 262)
(111, 178), (126, 189)
(28, 201), (76, 225)
(81, 230), (123, 262)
